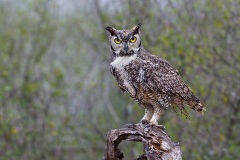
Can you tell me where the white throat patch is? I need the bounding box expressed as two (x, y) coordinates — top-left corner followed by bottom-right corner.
(110, 54), (137, 68)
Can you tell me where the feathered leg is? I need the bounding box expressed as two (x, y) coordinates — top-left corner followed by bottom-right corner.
(150, 106), (163, 125)
(149, 103), (165, 130)
(141, 105), (154, 123)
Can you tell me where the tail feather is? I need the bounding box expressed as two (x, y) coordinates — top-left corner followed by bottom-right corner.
(187, 101), (205, 114)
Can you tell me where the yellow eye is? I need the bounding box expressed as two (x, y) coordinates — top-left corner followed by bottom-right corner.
(129, 36), (137, 43)
(114, 38), (122, 44)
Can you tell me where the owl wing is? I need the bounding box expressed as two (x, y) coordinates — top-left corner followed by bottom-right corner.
(142, 56), (199, 103)
(142, 54), (205, 114)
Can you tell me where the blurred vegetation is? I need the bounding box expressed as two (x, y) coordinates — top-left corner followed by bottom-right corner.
(0, 0), (240, 159)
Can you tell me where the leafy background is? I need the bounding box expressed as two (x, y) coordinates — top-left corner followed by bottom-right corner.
(0, 0), (240, 159)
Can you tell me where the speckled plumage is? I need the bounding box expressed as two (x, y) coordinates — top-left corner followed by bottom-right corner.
(106, 24), (205, 125)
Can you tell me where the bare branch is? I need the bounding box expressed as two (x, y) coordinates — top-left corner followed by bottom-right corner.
(103, 123), (182, 160)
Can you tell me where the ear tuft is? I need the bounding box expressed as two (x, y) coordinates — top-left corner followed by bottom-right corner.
(105, 26), (116, 36)
(137, 23), (142, 27)
(132, 23), (142, 35)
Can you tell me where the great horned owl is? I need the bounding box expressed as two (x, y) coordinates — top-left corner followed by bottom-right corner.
(106, 23), (205, 126)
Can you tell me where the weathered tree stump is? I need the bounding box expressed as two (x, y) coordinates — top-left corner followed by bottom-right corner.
(103, 123), (182, 160)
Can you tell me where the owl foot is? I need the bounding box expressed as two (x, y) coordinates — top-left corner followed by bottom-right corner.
(140, 119), (150, 125)
(141, 122), (165, 131)
(140, 119), (151, 131)
(142, 123), (151, 132)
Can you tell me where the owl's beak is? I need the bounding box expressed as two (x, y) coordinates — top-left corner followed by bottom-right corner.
(123, 43), (128, 53)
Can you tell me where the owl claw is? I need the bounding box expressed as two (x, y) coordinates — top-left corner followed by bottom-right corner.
(140, 119), (151, 131)
(140, 120), (165, 131)
(142, 123), (151, 131)
(140, 119), (150, 125)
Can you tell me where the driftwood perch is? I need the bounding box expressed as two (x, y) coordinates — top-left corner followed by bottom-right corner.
(103, 123), (182, 160)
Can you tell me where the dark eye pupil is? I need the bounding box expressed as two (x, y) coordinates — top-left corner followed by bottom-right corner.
(132, 37), (135, 40)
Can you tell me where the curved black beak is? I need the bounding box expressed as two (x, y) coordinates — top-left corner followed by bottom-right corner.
(124, 43), (128, 53)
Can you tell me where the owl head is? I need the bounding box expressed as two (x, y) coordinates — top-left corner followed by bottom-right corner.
(106, 23), (142, 57)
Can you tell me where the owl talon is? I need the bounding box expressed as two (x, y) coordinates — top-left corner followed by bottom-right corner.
(142, 123), (151, 131)
(140, 119), (150, 125)
(141, 121), (165, 131)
